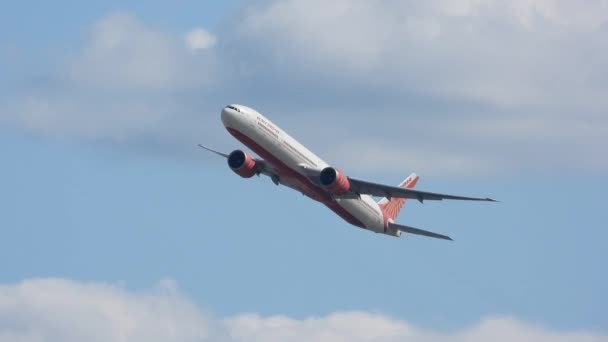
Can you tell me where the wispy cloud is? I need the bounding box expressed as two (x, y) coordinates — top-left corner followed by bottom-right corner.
(0, 278), (605, 342)
(2, 12), (220, 143)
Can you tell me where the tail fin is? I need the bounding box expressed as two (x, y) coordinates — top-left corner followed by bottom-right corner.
(377, 173), (419, 221)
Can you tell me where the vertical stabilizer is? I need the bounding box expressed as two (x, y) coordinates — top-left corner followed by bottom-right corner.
(377, 173), (419, 221)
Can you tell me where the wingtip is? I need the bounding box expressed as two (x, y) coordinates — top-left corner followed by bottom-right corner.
(486, 198), (500, 202)
(197, 144), (230, 158)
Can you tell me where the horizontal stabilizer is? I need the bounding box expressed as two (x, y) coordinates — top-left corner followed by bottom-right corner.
(388, 222), (453, 241)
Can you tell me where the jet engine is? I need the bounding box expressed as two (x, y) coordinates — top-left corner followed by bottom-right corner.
(319, 167), (351, 195)
(228, 150), (257, 178)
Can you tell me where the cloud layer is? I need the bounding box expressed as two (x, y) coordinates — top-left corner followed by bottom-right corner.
(0, 278), (605, 342)
(2, 1), (608, 176)
(228, 0), (608, 175)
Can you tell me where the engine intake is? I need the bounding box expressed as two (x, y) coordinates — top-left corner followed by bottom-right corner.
(319, 167), (350, 195)
(228, 150), (257, 178)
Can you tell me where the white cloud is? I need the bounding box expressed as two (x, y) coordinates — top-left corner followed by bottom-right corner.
(0, 278), (209, 342)
(325, 140), (501, 178)
(225, 0), (608, 176)
(3, 12), (221, 143)
(231, 0), (608, 110)
(2, 2), (608, 176)
(68, 12), (214, 91)
(185, 28), (217, 51)
(0, 278), (605, 342)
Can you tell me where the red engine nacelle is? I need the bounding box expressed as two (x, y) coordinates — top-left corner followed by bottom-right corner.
(228, 150), (257, 178)
(319, 167), (351, 195)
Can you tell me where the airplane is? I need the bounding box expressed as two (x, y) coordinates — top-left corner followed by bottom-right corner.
(200, 104), (497, 241)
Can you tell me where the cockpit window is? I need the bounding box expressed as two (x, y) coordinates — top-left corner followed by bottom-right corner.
(226, 105), (241, 112)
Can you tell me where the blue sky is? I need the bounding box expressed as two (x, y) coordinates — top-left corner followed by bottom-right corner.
(1, 1), (607, 341)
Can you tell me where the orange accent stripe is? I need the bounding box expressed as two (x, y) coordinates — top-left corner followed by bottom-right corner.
(379, 176), (418, 221)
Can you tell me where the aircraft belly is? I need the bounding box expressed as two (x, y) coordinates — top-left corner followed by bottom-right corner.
(227, 116), (380, 231)
(336, 197), (384, 233)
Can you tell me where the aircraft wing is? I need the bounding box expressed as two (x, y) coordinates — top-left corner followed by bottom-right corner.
(198, 144), (229, 158)
(347, 177), (497, 203)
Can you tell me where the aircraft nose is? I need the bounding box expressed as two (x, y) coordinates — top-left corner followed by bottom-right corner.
(221, 105), (238, 127)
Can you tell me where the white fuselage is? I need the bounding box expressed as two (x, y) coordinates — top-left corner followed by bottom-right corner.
(221, 104), (387, 233)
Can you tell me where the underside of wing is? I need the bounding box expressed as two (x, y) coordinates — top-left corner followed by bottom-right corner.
(388, 222), (453, 241)
(348, 177), (497, 203)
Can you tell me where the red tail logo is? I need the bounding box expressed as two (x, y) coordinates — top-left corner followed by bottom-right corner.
(379, 173), (419, 221)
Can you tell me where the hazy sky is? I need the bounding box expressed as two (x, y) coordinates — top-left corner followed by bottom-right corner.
(1, 1), (607, 341)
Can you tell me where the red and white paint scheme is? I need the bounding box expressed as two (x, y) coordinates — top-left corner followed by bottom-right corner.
(200, 104), (497, 241)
